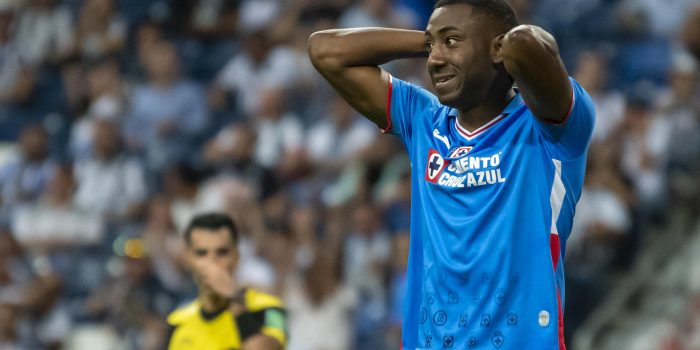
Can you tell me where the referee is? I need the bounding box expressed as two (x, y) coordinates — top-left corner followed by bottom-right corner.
(165, 213), (287, 349)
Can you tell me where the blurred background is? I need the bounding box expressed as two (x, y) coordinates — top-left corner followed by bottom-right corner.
(0, 0), (698, 349)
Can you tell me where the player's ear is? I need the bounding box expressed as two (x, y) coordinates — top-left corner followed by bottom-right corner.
(231, 247), (240, 266)
(183, 248), (194, 270)
(491, 34), (505, 64)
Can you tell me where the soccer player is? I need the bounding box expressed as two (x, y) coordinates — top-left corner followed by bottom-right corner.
(165, 213), (287, 350)
(308, 0), (594, 349)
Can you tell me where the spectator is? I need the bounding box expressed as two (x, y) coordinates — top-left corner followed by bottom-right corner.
(70, 93), (124, 161)
(13, 0), (76, 66)
(12, 163), (104, 248)
(342, 202), (390, 348)
(203, 121), (278, 200)
(0, 231), (37, 349)
(84, 253), (175, 350)
(75, 0), (127, 60)
(251, 86), (305, 171)
(0, 2), (35, 108)
(617, 0), (697, 38)
(564, 143), (635, 339)
(74, 117), (147, 221)
(574, 49), (626, 143)
(0, 125), (55, 219)
(681, 5), (700, 61)
(569, 143), (635, 271)
(209, 19), (299, 117)
(285, 247), (357, 350)
(125, 20), (165, 80)
(657, 51), (700, 210)
(125, 40), (207, 171)
(306, 96), (377, 168)
(66, 57), (125, 158)
(163, 163), (225, 233)
(141, 196), (192, 296)
(172, 0), (238, 38)
(0, 230), (68, 349)
(338, 0), (419, 29)
(227, 191), (276, 292)
(385, 230), (409, 348)
(618, 85), (671, 220)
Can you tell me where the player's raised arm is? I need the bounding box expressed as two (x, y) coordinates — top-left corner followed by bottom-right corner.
(307, 28), (426, 128)
(496, 25), (573, 123)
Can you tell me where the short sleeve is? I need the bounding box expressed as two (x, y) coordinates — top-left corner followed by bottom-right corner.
(535, 78), (596, 160)
(261, 308), (287, 346)
(384, 75), (438, 147)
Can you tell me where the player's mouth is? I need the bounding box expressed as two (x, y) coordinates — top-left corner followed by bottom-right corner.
(433, 74), (457, 91)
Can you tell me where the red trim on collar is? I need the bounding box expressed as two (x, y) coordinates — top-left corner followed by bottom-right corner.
(454, 113), (507, 140)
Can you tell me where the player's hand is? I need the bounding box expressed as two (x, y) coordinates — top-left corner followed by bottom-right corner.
(197, 260), (237, 298)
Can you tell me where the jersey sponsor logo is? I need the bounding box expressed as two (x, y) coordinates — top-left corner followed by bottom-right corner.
(433, 129), (451, 148)
(448, 146), (472, 158)
(425, 149), (449, 183)
(425, 149), (507, 189)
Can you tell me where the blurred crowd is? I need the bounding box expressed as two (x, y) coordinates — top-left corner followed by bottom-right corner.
(0, 0), (698, 349)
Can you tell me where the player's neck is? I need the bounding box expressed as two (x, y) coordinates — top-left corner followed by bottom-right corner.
(456, 88), (515, 132)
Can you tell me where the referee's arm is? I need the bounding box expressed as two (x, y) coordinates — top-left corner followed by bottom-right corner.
(242, 334), (283, 350)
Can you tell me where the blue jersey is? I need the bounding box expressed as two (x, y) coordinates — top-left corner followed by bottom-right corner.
(386, 76), (595, 350)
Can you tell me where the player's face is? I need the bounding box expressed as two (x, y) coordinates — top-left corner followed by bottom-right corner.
(425, 4), (500, 109)
(187, 228), (238, 284)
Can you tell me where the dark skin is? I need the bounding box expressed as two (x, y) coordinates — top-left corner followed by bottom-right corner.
(186, 228), (281, 350)
(308, 3), (572, 131)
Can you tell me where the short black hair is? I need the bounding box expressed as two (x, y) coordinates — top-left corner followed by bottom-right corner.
(184, 212), (239, 246)
(434, 0), (519, 29)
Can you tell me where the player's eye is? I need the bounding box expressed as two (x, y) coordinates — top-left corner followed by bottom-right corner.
(195, 249), (207, 257)
(216, 247), (230, 257)
(425, 41), (433, 52)
(446, 37), (457, 46)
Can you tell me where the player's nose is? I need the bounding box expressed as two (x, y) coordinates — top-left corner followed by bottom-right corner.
(427, 45), (447, 68)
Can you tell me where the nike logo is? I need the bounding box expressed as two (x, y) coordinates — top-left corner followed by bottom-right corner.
(433, 129), (451, 148)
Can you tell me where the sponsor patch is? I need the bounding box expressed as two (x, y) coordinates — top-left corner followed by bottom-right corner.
(448, 146), (472, 158)
(425, 149), (448, 183)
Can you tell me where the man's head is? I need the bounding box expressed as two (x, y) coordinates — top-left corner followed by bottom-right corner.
(574, 50), (609, 93)
(19, 125), (48, 162)
(92, 118), (122, 160)
(144, 41), (180, 84)
(426, 0), (519, 110)
(184, 213), (239, 291)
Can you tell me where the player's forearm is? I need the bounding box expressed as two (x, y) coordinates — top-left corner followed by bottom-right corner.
(308, 28), (426, 72)
(499, 25), (572, 122)
(242, 334), (282, 350)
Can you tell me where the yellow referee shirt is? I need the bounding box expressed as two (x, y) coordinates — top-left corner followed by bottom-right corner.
(165, 288), (287, 350)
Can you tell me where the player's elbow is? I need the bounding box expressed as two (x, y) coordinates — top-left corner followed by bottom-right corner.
(503, 25), (559, 57)
(308, 30), (344, 73)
